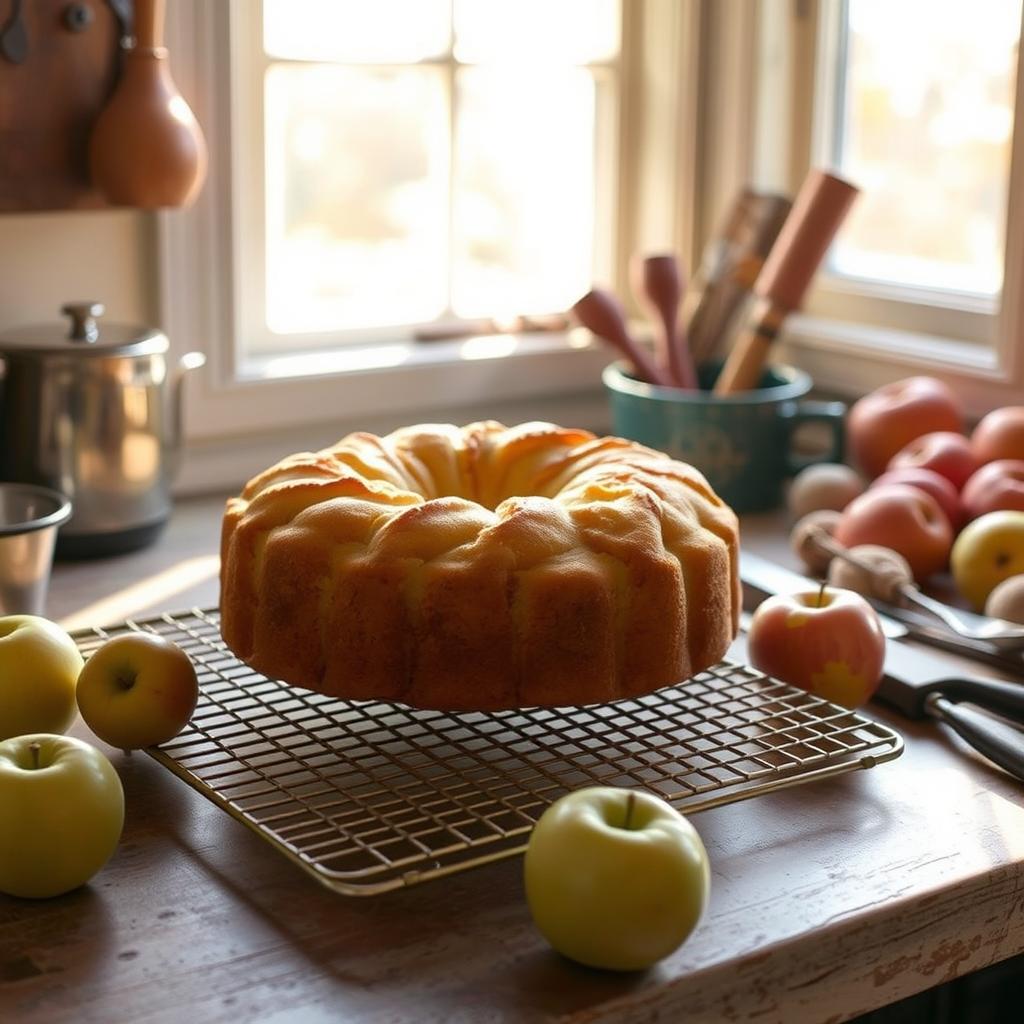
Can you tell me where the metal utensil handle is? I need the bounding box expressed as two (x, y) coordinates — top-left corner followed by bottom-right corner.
(105, 0), (133, 44)
(905, 587), (1024, 644)
(0, 0), (27, 64)
(926, 695), (1024, 781)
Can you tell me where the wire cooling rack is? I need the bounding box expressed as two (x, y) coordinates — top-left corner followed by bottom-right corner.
(72, 609), (903, 896)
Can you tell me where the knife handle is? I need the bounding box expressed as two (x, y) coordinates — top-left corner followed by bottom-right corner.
(927, 696), (1024, 781)
(926, 677), (1024, 723)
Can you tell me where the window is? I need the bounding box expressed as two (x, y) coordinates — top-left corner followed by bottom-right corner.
(239, 0), (620, 350)
(162, 0), (698, 478)
(163, 0), (1024, 494)
(737, 0), (1024, 410)
(823, 0), (1019, 300)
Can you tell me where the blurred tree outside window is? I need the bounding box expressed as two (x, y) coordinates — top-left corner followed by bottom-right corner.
(257, 0), (620, 343)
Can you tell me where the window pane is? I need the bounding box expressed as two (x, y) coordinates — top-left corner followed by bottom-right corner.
(264, 0), (450, 63)
(451, 67), (598, 318)
(264, 65), (449, 334)
(454, 0), (620, 64)
(831, 0), (1021, 295)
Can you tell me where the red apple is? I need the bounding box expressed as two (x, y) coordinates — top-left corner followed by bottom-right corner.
(847, 377), (964, 479)
(971, 406), (1024, 465)
(747, 587), (886, 708)
(886, 431), (976, 491)
(960, 460), (1024, 521)
(871, 467), (963, 530)
(835, 484), (953, 582)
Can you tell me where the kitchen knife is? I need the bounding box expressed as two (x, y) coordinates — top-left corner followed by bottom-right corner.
(740, 551), (1024, 780)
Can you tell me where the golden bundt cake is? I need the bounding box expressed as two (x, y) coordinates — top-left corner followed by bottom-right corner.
(220, 421), (741, 710)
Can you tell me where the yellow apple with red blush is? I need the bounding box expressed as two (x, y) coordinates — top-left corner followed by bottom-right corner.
(76, 633), (199, 751)
(747, 587), (887, 709)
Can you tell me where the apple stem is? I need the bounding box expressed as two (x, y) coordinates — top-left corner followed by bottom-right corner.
(817, 581), (827, 607)
(623, 791), (636, 830)
(29, 742), (41, 771)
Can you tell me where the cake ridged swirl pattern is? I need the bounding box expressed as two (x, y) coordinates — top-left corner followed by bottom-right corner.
(220, 422), (741, 710)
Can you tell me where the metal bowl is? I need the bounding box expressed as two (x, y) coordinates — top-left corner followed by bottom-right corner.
(0, 484), (72, 616)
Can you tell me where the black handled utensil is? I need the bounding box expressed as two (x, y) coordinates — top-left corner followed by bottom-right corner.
(925, 695), (1024, 780)
(105, 0), (133, 45)
(0, 0), (27, 64)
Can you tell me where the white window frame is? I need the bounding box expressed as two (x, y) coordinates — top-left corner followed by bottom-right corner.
(701, 0), (1024, 415)
(159, 0), (703, 492)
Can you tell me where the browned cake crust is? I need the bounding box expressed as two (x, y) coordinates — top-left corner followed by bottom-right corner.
(220, 421), (740, 710)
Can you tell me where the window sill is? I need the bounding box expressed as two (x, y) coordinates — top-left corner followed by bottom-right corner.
(776, 313), (1017, 418)
(237, 327), (601, 383)
(175, 329), (616, 495)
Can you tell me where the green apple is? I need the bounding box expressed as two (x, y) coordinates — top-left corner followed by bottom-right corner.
(0, 733), (124, 898)
(951, 510), (1024, 610)
(524, 787), (711, 971)
(76, 633), (199, 751)
(0, 615), (84, 741)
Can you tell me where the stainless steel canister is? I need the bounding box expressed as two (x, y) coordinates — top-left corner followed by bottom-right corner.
(0, 302), (205, 558)
(0, 483), (72, 613)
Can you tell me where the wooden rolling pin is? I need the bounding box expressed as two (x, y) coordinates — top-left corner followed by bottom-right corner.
(712, 171), (859, 395)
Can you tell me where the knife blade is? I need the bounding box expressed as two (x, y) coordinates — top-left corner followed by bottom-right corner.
(740, 551), (1024, 780)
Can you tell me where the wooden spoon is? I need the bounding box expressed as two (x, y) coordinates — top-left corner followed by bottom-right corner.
(572, 289), (674, 387)
(632, 254), (697, 389)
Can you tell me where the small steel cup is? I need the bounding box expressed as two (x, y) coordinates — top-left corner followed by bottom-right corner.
(0, 484), (72, 616)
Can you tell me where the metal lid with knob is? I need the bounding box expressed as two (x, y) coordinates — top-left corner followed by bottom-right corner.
(0, 302), (170, 357)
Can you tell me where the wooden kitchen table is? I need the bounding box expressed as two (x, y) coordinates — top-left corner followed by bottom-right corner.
(2, 496), (1023, 1024)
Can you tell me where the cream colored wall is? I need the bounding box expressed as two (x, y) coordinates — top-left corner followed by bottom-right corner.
(0, 210), (156, 330)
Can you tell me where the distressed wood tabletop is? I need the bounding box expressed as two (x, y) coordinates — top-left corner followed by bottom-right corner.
(2, 497), (1023, 1023)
